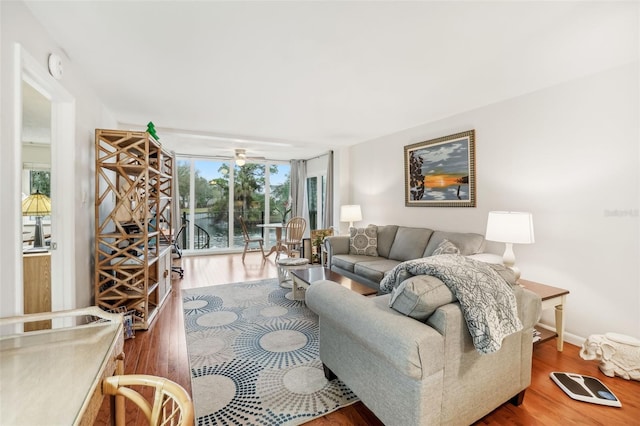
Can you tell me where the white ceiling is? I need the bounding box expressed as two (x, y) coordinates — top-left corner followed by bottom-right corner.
(24, 1), (637, 161)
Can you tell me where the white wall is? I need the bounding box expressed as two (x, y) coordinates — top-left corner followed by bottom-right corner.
(348, 63), (639, 343)
(1, 0), (116, 316)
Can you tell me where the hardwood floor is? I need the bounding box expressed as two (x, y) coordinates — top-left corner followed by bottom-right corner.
(96, 253), (639, 425)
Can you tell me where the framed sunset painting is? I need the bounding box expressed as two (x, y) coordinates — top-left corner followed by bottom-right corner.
(404, 130), (476, 207)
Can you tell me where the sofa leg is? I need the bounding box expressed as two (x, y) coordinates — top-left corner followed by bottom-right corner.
(510, 390), (526, 406)
(323, 363), (337, 381)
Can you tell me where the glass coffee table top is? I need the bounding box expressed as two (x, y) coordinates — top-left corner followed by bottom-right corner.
(290, 266), (377, 296)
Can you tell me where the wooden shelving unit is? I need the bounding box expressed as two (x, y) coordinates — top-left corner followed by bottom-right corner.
(94, 129), (173, 330)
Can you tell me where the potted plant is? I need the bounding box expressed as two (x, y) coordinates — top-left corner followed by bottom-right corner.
(311, 228), (333, 264)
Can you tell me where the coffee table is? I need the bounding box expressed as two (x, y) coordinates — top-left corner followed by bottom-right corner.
(290, 266), (377, 300)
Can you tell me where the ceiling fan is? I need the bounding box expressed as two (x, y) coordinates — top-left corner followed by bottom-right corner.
(234, 148), (265, 166)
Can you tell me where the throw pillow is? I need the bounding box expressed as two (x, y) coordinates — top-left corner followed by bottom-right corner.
(389, 275), (457, 320)
(432, 238), (460, 255)
(349, 225), (378, 256)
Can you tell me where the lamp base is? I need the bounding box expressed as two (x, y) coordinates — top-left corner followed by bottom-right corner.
(33, 216), (45, 248)
(502, 242), (521, 281)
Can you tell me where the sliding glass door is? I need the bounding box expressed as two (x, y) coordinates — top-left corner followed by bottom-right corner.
(306, 175), (326, 230)
(266, 164), (290, 245)
(176, 156), (290, 253)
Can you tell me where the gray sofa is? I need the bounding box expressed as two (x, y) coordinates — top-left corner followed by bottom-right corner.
(308, 224), (543, 425)
(324, 225), (486, 290)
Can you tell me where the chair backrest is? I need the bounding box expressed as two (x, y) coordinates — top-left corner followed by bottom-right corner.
(285, 216), (306, 242)
(238, 216), (251, 241)
(173, 222), (186, 251)
(103, 374), (194, 426)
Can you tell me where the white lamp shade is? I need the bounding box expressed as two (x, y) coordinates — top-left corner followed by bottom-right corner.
(485, 211), (535, 244)
(340, 205), (362, 223)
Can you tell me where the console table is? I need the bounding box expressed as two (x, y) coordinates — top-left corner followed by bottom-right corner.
(518, 279), (569, 351)
(0, 307), (124, 425)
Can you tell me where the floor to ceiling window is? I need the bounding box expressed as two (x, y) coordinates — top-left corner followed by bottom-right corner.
(267, 164), (291, 244)
(195, 159), (230, 249)
(232, 163), (266, 249)
(177, 156), (290, 253)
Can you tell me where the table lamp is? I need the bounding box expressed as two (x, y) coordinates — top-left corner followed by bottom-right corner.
(485, 211), (535, 280)
(340, 205), (362, 229)
(22, 190), (52, 248)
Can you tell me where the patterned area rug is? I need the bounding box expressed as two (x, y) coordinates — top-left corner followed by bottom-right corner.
(182, 278), (358, 425)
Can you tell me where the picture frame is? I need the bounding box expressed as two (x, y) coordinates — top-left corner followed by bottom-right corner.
(404, 130), (476, 207)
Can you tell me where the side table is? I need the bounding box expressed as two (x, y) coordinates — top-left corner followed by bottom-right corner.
(518, 279), (570, 351)
(276, 257), (310, 300)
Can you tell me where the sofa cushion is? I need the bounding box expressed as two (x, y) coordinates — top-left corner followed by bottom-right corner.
(389, 275), (457, 320)
(332, 254), (374, 272)
(388, 227), (434, 261)
(354, 258), (403, 284)
(423, 231), (484, 257)
(432, 238), (460, 255)
(375, 225), (399, 258)
(350, 225), (378, 256)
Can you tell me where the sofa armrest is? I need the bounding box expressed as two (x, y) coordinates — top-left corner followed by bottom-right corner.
(516, 287), (542, 329)
(307, 280), (444, 379)
(323, 235), (350, 267)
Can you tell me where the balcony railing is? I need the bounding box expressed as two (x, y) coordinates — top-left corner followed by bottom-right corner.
(181, 213), (211, 250)
(180, 209), (319, 250)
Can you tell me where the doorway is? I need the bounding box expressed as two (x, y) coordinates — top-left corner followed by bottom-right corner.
(15, 44), (76, 315)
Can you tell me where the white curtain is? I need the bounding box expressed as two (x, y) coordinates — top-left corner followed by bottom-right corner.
(323, 151), (334, 229)
(290, 159), (310, 237)
(171, 152), (181, 235)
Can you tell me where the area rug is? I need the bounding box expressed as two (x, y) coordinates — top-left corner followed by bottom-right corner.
(182, 278), (358, 425)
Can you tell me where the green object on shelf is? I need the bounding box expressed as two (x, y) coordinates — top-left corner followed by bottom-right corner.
(146, 121), (160, 140)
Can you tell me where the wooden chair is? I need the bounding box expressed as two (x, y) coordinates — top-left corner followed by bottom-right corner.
(103, 374), (194, 426)
(239, 216), (266, 262)
(277, 216), (307, 259)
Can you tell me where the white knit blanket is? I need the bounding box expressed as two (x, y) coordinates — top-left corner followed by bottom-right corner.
(380, 254), (522, 354)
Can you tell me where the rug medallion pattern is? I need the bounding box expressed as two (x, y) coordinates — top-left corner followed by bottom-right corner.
(183, 279), (358, 425)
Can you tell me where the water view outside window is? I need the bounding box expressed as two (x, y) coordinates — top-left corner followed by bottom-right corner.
(177, 157), (290, 252)
(232, 163), (266, 249)
(267, 164), (291, 245)
(176, 159), (210, 250)
(196, 159), (230, 249)
(234, 162), (292, 248)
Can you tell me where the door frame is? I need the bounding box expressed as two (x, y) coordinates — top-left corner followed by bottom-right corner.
(13, 43), (76, 314)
